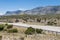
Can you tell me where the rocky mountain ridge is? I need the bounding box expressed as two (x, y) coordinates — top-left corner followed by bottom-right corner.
(5, 6), (60, 15)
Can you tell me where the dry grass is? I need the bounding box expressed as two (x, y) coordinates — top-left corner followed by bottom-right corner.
(13, 26), (27, 33)
(24, 22), (45, 26)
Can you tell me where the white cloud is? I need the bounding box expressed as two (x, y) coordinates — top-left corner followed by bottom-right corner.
(0, 12), (5, 15)
(19, 8), (26, 11)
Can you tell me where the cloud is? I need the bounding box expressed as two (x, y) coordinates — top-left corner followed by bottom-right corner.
(19, 8), (26, 11)
(0, 12), (5, 15)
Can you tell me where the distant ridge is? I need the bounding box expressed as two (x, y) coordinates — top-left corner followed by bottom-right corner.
(5, 6), (60, 15)
(5, 10), (22, 15)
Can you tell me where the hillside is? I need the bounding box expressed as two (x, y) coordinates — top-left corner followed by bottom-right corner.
(5, 6), (60, 15)
(5, 10), (22, 15)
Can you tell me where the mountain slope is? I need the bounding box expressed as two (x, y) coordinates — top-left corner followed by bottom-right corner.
(5, 10), (22, 15)
(5, 6), (60, 15)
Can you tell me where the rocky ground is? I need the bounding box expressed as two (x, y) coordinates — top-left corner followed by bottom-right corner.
(0, 33), (60, 40)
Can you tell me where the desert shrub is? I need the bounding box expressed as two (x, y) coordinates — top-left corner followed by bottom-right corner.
(7, 25), (13, 29)
(5, 23), (8, 26)
(0, 36), (2, 40)
(20, 37), (24, 40)
(25, 27), (35, 35)
(36, 29), (43, 34)
(23, 18), (27, 22)
(54, 22), (57, 25)
(7, 28), (18, 33)
(47, 21), (53, 25)
(0, 24), (5, 31)
(15, 19), (19, 22)
(47, 21), (57, 26)
(37, 18), (41, 22)
(3, 29), (7, 31)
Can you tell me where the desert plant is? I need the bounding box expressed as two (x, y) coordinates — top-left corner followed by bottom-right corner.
(47, 21), (53, 25)
(36, 29), (43, 34)
(37, 18), (41, 22)
(0, 24), (5, 31)
(15, 19), (19, 22)
(7, 25), (13, 29)
(5, 23), (8, 26)
(7, 28), (18, 33)
(0, 36), (2, 40)
(25, 27), (35, 35)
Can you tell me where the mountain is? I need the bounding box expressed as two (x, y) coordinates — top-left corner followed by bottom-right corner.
(5, 10), (22, 15)
(5, 6), (60, 15)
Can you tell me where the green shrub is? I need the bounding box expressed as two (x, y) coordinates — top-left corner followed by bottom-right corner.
(0, 24), (5, 31)
(7, 25), (13, 29)
(15, 19), (19, 22)
(25, 27), (35, 35)
(3, 29), (7, 31)
(47, 21), (53, 25)
(23, 18), (27, 22)
(54, 23), (57, 25)
(0, 36), (2, 40)
(37, 18), (41, 22)
(36, 29), (43, 34)
(5, 23), (8, 26)
(7, 28), (18, 33)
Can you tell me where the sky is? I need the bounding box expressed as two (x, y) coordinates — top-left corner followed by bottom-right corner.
(0, 0), (60, 15)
